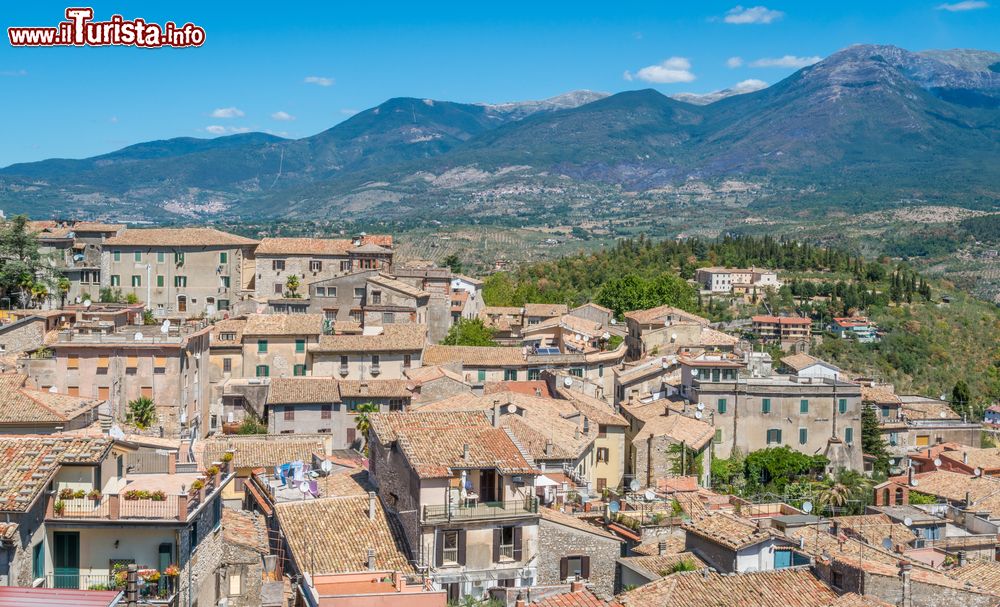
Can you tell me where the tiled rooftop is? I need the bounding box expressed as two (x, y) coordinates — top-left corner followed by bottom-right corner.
(423, 344), (526, 367)
(267, 377), (341, 404)
(618, 551), (707, 578)
(105, 227), (257, 247)
(539, 507), (622, 541)
(243, 313), (324, 336)
(0, 436), (112, 512)
(200, 436), (325, 469)
(0, 373), (102, 424)
(255, 237), (356, 256)
(681, 512), (779, 550)
(624, 305), (708, 326)
(621, 402), (715, 450)
(616, 568), (838, 607)
(222, 508), (269, 554)
(313, 324), (426, 352)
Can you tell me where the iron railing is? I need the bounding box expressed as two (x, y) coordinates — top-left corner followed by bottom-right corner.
(422, 497), (538, 523)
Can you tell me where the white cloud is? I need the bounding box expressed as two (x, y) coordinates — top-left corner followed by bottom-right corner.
(726, 56), (744, 68)
(109, 116), (119, 124)
(732, 79), (769, 92)
(205, 125), (250, 136)
(211, 107), (244, 119)
(723, 5), (784, 24)
(936, 0), (988, 10)
(304, 75), (334, 86)
(624, 57), (695, 84)
(0, 69), (27, 77)
(750, 55), (822, 68)
(340, 108), (358, 116)
(271, 111), (295, 121)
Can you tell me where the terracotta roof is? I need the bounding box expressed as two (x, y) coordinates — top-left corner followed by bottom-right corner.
(618, 552), (707, 578)
(368, 274), (429, 299)
(699, 326), (739, 347)
(200, 436), (324, 469)
(275, 493), (414, 574)
(105, 227), (257, 247)
(0, 587), (123, 607)
(539, 507), (623, 541)
(423, 345), (525, 367)
(369, 411), (537, 478)
(752, 315), (811, 325)
(223, 508), (269, 554)
(255, 237), (355, 256)
(404, 365), (468, 386)
(484, 380), (553, 398)
(900, 398), (960, 421)
(267, 378), (341, 404)
(861, 385), (900, 405)
(338, 380), (412, 399)
(950, 560), (1000, 593)
(360, 234), (393, 248)
(0, 373), (101, 424)
(681, 512), (780, 550)
(211, 318), (246, 345)
(313, 324), (426, 353)
(631, 535), (687, 556)
(0, 436), (113, 512)
(524, 303), (569, 318)
(621, 402), (715, 450)
(555, 388), (629, 427)
(942, 447), (1000, 471)
(781, 353), (839, 372)
(243, 313), (324, 336)
(0, 523), (17, 542)
(830, 514), (917, 547)
(624, 305), (708, 326)
(616, 568), (839, 607)
(524, 314), (604, 337)
(898, 470), (1000, 507)
(533, 588), (612, 607)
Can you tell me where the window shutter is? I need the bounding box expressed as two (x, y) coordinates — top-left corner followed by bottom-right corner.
(492, 528), (501, 563)
(581, 556), (591, 580)
(435, 531), (444, 567)
(559, 557), (568, 581)
(512, 526), (523, 561)
(457, 530), (467, 566)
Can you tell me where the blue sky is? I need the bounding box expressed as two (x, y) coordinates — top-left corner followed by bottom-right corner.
(1, 1), (996, 166)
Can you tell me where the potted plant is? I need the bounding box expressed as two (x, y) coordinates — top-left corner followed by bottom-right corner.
(53, 500), (65, 515)
(190, 479), (204, 494)
(88, 489), (102, 501)
(206, 465), (219, 477)
(151, 490), (166, 501)
(58, 488), (75, 500)
(164, 564), (180, 577)
(74, 489), (86, 499)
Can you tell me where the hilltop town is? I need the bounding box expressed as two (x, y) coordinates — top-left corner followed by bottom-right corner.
(0, 218), (997, 607)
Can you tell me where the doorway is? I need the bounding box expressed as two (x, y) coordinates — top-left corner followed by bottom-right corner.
(53, 532), (80, 589)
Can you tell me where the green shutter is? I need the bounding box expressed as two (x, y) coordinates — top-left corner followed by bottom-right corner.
(134, 251), (142, 262)
(478, 369), (486, 382)
(762, 398), (771, 414)
(714, 429), (723, 444)
(800, 399), (809, 414)
(258, 339), (268, 353)
(295, 339), (305, 353)
(799, 428), (808, 445)
(717, 398), (727, 414)
(256, 365), (269, 377)
(157, 251), (165, 263)
(220, 252), (228, 264)
(845, 427), (854, 444)
(293, 364), (306, 376)
(113, 251), (121, 261)
(839, 398), (848, 414)
(157, 275), (164, 287)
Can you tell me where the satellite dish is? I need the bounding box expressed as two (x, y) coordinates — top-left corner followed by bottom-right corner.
(601, 332), (610, 341)
(133, 332), (144, 341)
(975, 467), (983, 477)
(629, 479), (641, 492)
(695, 411), (703, 420)
(662, 359), (669, 369)
(74, 296), (81, 304)
(643, 489), (656, 501)
(563, 377), (573, 387)
(696, 403), (705, 411)
(933, 458), (942, 467)
(505, 404), (516, 413)
(881, 538), (893, 551)
(910, 479), (919, 487)
(109, 424), (125, 441)
(903, 517), (913, 527)
(320, 460), (334, 473)
(940, 412), (947, 418)
(802, 501), (813, 513)
(299, 482), (311, 494)
(83, 299), (92, 308)
(48, 386), (58, 393)
(608, 500), (621, 514)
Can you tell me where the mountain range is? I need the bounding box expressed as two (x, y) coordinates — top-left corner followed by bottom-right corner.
(2, 44), (999, 221)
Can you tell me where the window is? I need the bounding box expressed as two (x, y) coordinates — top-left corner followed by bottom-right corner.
(110, 275), (121, 287)
(497, 526), (516, 561)
(800, 399), (809, 414)
(272, 260), (285, 271)
(32, 542), (43, 580)
(154, 356), (167, 373)
(350, 310), (363, 322)
(228, 568), (243, 596)
(767, 428), (782, 444)
(157, 251), (165, 263)
(315, 287), (326, 296)
(175, 251), (184, 265)
(371, 291), (382, 304)
(140, 386), (152, 399)
(256, 365), (269, 377)
(714, 429), (723, 444)
(340, 355), (349, 369)
(799, 428), (808, 445)
(354, 287), (365, 299)
(174, 276), (187, 288)
(218, 299), (230, 311)
(219, 252), (228, 264)
(403, 354), (412, 368)
(131, 275), (141, 287)
(284, 408), (294, 421)
(561, 556), (587, 580)
(295, 339), (305, 353)
(528, 368), (540, 381)
(845, 427), (854, 444)
(382, 312), (395, 324)
(371, 354), (380, 368)
(310, 260), (321, 272)
(504, 369), (518, 381)
(258, 340), (268, 353)
(596, 447), (609, 463)
(598, 364), (604, 378)
(220, 276), (230, 288)
(274, 283), (283, 295)
(478, 369), (486, 382)
(569, 368), (583, 378)
(326, 287), (337, 297)
(389, 399), (405, 412)
(598, 424), (608, 438)
(223, 358), (232, 373)
(113, 250), (121, 262)
(293, 364), (306, 376)
(717, 398), (727, 414)
(156, 275), (164, 288)
(441, 530), (460, 564)
(762, 398), (771, 414)
(340, 260), (351, 272)
(839, 398), (848, 414)
(321, 404), (332, 419)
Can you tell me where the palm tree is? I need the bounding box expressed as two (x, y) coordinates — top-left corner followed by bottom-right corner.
(816, 470), (872, 516)
(285, 274), (301, 298)
(354, 402), (380, 455)
(30, 283), (49, 308)
(57, 276), (71, 308)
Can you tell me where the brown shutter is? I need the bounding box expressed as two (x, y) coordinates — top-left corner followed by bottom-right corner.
(492, 528), (501, 563)
(581, 556), (591, 580)
(512, 526), (523, 561)
(559, 557), (568, 581)
(457, 529), (467, 566)
(435, 531), (444, 567)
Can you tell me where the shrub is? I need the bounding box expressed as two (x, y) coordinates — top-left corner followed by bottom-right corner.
(206, 465), (220, 476)
(88, 489), (101, 500)
(151, 490), (167, 501)
(221, 452), (234, 463)
(126, 396), (157, 430)
(58, 488), (75, 500)
(190, 479), (204, 492)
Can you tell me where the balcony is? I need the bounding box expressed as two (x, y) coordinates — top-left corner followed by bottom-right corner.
(422, 497), (538, 523)
(45, 572), (176, 604)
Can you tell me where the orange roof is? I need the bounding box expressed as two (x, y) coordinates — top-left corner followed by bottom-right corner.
(752, 315), (811, 325)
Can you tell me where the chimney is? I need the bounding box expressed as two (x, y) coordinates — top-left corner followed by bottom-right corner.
(514, 591), (526, 607)
(583, 416), (590, 434)
(463, 443), (470, 463)
(368, 491), (377, 521)
(658, 540), (667, 556)
(966, 491), (971, 507)
(958, 551), (967, 567)
(757, 518), (772, 530)
(963, 452), (969, 465)
(367, 548), (376, 571)
(570, 580), (585, 593)
(492, 399), (501, 428)
(545, 439), (553, 457)
(360, 381), (369, 395)
(907, 466), (914, 486)
(575, 426), (580, 440)
(899, 562), (913, 607)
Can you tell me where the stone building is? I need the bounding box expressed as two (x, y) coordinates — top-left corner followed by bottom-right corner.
(536, 507), (622, 598)
(309, 323), (425, 380)
(241, 314), (324, 379)
(0, 373), (102, 434)
(620, 395), (714, 489)
(219, 509), (270, 607)
(102, 227), (258, 318)
(624, 305), (714, 361)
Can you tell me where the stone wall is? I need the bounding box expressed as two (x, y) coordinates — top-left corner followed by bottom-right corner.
(220, 536), (265, 607)
(537, 517), (621, 599)
(0, 317), (45, 358)
(178, 493), (226, 607)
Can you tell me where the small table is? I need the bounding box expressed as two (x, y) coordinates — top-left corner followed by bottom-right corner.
(464, 492), (479, 508)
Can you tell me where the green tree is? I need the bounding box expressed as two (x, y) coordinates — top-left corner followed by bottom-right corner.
(442, 253), (463, 275)
(0, 216), (55, 307)
(57, 276), (71, 308)
(441, 318), (496, 346)
(126, 396), (157, 430)
(237, 417), (267, 435)
(861, 406), (891, 478)
(354, 402), (380, 455)
(285, 274), (301, 298)
(951, 380), (972, 419)
(667, 442), (703, 478)
(815, 470), (871, 516)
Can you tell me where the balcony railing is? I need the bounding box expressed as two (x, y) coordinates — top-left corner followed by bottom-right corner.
(422, 497), (538, 523)
(45, 572), (177, 604)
